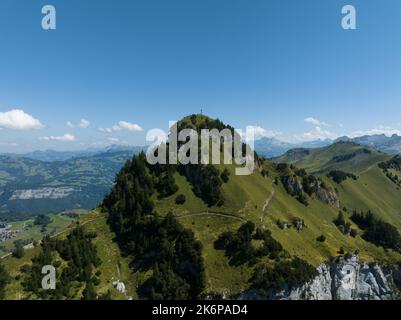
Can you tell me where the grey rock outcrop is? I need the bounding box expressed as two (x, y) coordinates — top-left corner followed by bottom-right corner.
(330, 256), (393, 300)
(240, 256), (399, 300)
(280, 173), (339, 208)
(312, 182), (340, 208)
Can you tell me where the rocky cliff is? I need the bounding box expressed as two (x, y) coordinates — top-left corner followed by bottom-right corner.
(280, 173), (339, 208)
(241, 256), (400, 300)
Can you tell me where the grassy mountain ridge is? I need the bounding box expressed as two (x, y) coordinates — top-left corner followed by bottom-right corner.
(274, 141), (389, 175)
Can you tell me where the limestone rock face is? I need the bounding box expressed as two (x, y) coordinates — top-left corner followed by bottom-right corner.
(281, 174), (339, 208)
(313, 183), (340, 208)
(304, 264), (333, 300)
(240, 256), (399, 300)
(281, 175), (303, 196)
(330, 256), (393, 300)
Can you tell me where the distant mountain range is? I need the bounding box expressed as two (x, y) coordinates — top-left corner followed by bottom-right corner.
(255, 134), (401, 158)
(4, 133), (401, 162)
(335, 134), (401, 155)
(1, 145), (145, 162)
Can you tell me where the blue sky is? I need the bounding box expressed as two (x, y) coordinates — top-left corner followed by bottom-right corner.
(1, 0), (401, 152)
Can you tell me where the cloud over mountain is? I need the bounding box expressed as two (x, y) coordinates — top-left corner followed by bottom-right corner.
(118, 121), (143, 132)
(39, 133), (76, 142)
(0, 109), (44, 130)
(67, 119), (90, 129)
(304, 117), (328, 127)
(247, 125), (279, 139)
(298, 126), (337, 142)
(350, 125), (401, 138)
(99, 120), (143, 133)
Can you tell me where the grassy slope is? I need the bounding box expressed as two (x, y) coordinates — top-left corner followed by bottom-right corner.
(178, 215), (249, 295)
(337, 166), (401, 230)
(80, 211), (141, 299)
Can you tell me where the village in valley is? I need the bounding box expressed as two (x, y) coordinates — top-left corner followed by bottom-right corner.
(0, 223), (19, 243)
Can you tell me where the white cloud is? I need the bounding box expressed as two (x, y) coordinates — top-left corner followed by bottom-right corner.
(0, 109), (44, 130)
(98, 127), (113, 133)
(118, 121), (143, 132)
(350, 125), (401, 138)
(247, 126), (279, 139)
(67, 119), (90, 129)
(78, 119), (90, 128)
(98, 120), (143, 133)
(40, 133), (76, 142)
(0, 142), (18, 147)
(304, 117), (328, 127)
(297, 126), (338, 142)
(108, 137), (120, 143)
